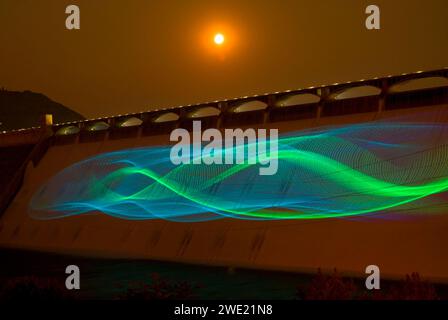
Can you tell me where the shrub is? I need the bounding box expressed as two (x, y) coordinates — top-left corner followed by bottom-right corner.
(0, 276), (75, 301)
(301, 269), (358, 300)
(300, 269), (439, 300)
(384, 272), (438, 300)
(117, 273), (201, 300)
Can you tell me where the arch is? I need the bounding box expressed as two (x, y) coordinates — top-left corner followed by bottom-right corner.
(152, 112), (179, 123)
(86, 121), (110, 131)
(276, 93), (320, 107)
(187, 106), (221, 118)
(55, 125), (80, 136)
(332, 85), (381, 100)
(118, 117), (143, 127)
(389, 76), (448, 93)
(232, 100), (267, 113)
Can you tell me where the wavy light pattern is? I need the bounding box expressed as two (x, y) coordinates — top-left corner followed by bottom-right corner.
(30, 121), (448, 221)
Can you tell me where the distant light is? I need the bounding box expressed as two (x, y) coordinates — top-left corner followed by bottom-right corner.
(214, 33), (224, 45)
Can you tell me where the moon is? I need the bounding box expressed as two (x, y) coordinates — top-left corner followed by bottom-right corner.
(214, 33), (225, 45)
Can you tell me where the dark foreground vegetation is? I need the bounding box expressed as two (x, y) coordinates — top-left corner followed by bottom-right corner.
(0, 269), (443, 301)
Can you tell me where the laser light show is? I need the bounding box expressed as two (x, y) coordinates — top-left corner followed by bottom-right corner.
(30, 119), (448, 222)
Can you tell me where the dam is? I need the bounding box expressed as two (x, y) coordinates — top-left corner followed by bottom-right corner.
(1, 68), (448, 282)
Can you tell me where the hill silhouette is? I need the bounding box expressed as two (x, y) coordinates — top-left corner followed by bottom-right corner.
(0, 89), (84, 131)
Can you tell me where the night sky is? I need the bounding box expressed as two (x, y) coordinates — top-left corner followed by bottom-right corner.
(1, 0), (447, 118)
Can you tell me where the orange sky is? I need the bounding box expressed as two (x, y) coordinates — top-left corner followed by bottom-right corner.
(1, 0), (447, 119)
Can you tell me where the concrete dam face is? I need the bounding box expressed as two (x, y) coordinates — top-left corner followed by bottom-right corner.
(1, 69), (448, 282)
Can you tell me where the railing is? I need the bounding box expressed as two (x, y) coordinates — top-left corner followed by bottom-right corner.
(48, 67), (448, 138)
(0, 68), (447, 141)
